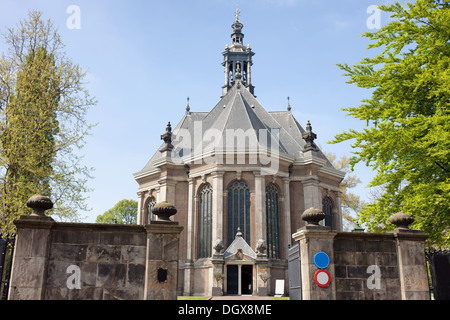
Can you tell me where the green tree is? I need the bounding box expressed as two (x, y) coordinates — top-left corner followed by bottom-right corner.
(96, 200), (138, 225)
(330, 0), (449, 246)
(0, 11), (96, 233)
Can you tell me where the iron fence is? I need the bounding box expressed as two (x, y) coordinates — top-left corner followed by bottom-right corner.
(0, 233), (15, 300)
(426, 248), (450, 300)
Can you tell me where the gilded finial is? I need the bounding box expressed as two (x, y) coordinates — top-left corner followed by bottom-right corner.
(236, 5), (240, 20)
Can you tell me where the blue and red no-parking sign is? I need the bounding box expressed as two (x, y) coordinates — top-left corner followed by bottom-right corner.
(314, 269), (331, 287)
(313, 251), (331, 287)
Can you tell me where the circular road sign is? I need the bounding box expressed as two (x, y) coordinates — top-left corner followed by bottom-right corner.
(314, 270), (331, 288)
(313, 251), (330, 269)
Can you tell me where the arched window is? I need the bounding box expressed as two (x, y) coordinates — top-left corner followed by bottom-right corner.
(146, 197), (156, 224)
(227, 181), (251, 245)
(322, 197), (333, 229)
(198, 184), (213, 258)
(266, 184), (280, 259)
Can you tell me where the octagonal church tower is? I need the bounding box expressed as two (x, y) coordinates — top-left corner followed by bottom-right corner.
(133, 11), (345, 297)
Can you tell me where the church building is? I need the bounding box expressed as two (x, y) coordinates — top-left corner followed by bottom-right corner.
(133, 11), (345, 297)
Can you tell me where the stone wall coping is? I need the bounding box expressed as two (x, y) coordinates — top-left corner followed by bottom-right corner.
(391, 229), (429, 242)
(335, 231), (396, 241)
(292, 227), (337, 242)
(144, 223), (184, 234)
(14, 215), (56, 229)
(336, 230), (428, 242)
(52, 221), (146, 233)
(293, 228), (429, 243)
(14, 216), (185, 235)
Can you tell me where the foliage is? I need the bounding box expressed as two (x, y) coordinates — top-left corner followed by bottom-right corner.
(0, 11), (96, 233)
(96, 199), (138, 225)
(330, 0), (450, 245)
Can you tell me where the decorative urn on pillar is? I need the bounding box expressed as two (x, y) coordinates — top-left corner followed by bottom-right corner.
(26, 195), (54, 217)
(152, 201), (177, 222)
(301, 207), (325, 226)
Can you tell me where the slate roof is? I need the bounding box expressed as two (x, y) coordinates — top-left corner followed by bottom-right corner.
(135, 82), (335, 175)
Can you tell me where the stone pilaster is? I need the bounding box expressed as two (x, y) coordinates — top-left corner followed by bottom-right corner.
(254, 171), (266, 244)
(212, 171), (224, 243)
(282, 178), (291, 249)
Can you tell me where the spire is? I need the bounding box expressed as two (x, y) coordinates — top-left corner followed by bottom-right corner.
(231, 6), (244, 36)
(221, 9), (255, 97)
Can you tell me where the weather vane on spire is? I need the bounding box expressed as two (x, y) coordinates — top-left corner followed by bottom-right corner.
(236, 5), (240, 20)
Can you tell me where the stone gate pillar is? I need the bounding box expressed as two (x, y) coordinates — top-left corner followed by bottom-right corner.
(389, 212), (429, 300)
(144, 201), (183, 300)
(8, 195), (55, 300)
(292, 208), (337, 300)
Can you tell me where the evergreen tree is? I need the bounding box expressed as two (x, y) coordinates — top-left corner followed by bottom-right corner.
(0, 11), (96, 232)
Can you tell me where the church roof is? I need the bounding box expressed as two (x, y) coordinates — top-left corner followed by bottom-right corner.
(135, 82), (336, 176)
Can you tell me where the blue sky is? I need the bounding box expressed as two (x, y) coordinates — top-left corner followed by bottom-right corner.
(0, 0), (402, 222)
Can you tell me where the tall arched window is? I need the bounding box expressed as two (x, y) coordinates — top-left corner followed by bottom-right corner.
(198, 184), (212, 258)
(227, 181), (251, 245)
(146, 197), (156, 224)
(323, 197), (333, 229)
(266, 184), (280, 259)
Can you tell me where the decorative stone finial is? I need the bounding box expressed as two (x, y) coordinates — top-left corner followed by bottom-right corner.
(301, 207), (325, 226)
(213, 238), (224, 255)
(302, 120), (318, 152)
(287, 96), (291, 112)
(26, 195), (53, 217)
(186, 97), (190, 114)
(160, 122), (174, 153)
(235, 227), (243, 238)
(256, 239), (267, 255)
(152, 201), (177, 222)
(390, 212), (414, 230)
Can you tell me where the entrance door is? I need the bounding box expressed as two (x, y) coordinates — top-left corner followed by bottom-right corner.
(241, 265), (253, 295)
(226, 265), (253, 295)
(227, 265), (238, 295)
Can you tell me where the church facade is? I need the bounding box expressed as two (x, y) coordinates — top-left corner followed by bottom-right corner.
(134, 12), (345, 297)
